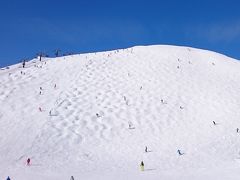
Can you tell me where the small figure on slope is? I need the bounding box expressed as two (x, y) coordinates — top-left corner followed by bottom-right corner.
(213, 121), (216, 125)
(145, 146), (148, 153)
(70, 176), (74, 180)
(27, 158), (31, 165)
(6, 176), (11, 180)
(22, 60), (26, 68)
(96, 113), (100, 118)
(237, 128), (239, 133)
(128, 121), (134, 129)
(177, 149), (184, 156)
(140, 161), (144, 171)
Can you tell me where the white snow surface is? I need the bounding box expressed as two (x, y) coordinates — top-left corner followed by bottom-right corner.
(1, 45), (240, 180)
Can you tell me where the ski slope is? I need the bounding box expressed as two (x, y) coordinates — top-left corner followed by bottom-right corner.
(1, 45), (240, 180)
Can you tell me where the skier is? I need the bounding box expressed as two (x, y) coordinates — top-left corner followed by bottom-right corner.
(177, 149), (183, 156)
(27, 158), (31, 165)
(70, 176), (74, 180)
(96, 113), (100, 118)
(140, 161), (144, 171)
(128, 122), (133, 129)
(145, 146), (148, 153)
(54, 84), (57, 89)
(6, 176), (11, 180)
(237, 128), (239, 133)
(39, 107), (42, 112)
(213, 121), (216, 125)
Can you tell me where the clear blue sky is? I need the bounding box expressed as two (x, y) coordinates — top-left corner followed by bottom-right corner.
(0, 0), (240, 67)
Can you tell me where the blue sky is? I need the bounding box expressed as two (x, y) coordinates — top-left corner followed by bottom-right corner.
(0, 0), (240, 67)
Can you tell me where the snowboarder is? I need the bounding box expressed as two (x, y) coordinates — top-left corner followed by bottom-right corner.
(27, 158), (31, 165)
(177, 149), (183, 156)
(6, 176), (11, 180)
(213, 121), (216, 125)
(140, 161), (144, 171)
(70, 176), (74, 180)
(145, 146), (148, 153)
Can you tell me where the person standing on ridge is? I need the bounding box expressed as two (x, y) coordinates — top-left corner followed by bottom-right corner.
(6, 176), (11, 180)
(22, 60), (26, 68)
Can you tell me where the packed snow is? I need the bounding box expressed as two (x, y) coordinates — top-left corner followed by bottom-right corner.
(1, 45), (240, 180)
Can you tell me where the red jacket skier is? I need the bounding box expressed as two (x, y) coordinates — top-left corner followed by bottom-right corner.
(27, 158), (31, 165)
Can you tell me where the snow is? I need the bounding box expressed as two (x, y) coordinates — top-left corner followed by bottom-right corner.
(1, 45), (240, 179)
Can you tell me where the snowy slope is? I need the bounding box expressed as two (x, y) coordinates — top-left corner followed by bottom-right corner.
(1, 45), (240, 180)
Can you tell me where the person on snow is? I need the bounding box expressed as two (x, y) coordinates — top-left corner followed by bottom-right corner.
(213, 121), (216, 125)
(145, 146), (148, 153)
(140, 161), (144, 171)
(6, 176), (11, 180)
(96, 113), (100, 118)
(27, 158), (31, 165)
(237, 128), (239, 133)
(177, 149), (184, 156)
(70, 176), (74, 180)
(22, 60), (26, 68)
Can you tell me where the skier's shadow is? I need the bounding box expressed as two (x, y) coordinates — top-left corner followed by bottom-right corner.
(145, 150), (153, 153)
(30, 163), (42, 166)
(144, 168), (156, 171)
